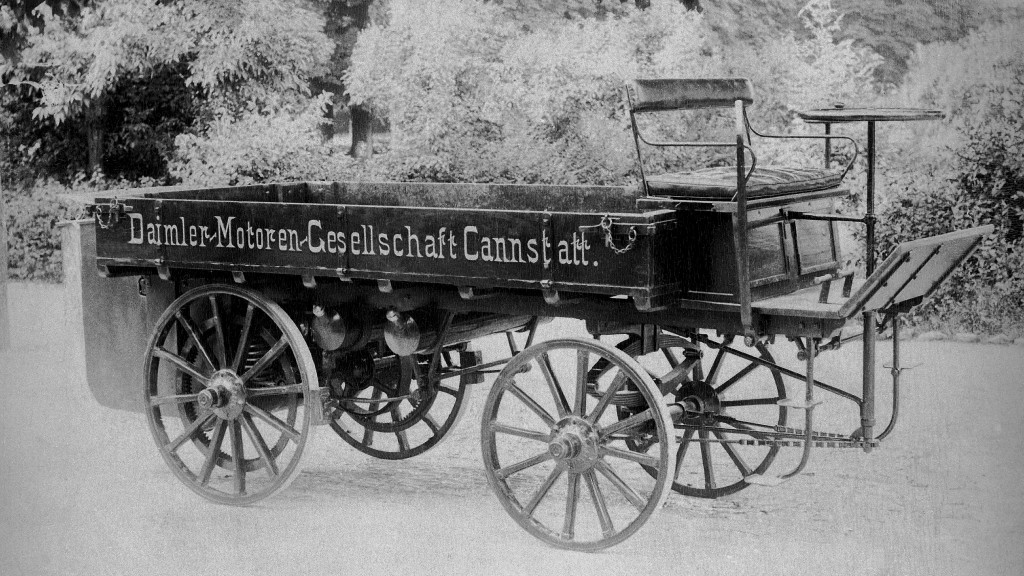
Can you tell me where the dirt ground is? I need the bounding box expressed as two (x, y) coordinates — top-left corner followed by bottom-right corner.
(1, 282), (1022, 576)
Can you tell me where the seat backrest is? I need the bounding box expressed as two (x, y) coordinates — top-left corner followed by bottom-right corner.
(626, 78), (754, 112)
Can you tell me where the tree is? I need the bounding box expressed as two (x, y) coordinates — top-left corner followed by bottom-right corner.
(834, 0), (1021, 86)
(13, 0), (334, 176)
(1, 1), (91, 70)
(345, 0), (878, 183)
(317, 0), (382, 158)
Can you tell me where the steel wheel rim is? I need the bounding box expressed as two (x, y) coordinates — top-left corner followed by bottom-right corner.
(481, 338), (675, 551)
(144, 284), (317, 505)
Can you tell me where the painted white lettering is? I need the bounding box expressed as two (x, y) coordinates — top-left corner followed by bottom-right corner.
(308, 220), (324, 253)
(215, 216), (235, 248)
(128, 213), (144, 244)
(463, 226), (478, 261)
(405, 226), (421, 257)
(558, 240), (571, 264)
(526, 238), (539, 263)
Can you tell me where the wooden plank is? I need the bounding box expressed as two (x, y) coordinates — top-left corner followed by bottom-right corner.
(838, 226), (993, 317)
(98, 181), (639, 213)
(93, 197), (680, 296)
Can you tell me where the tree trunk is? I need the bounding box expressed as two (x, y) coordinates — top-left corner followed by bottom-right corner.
(86, 97), (105, 176)
(348, 104), (374, 158)
(344, 1), (374, 158)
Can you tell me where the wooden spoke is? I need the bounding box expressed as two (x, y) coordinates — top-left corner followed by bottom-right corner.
(583, 471), (614, 537)
(507, 384), (556, 428)
(245, 404), (300, 442)
(523, 466), (564, 517)
(714, 361), (758, 394)
(423, 414), (440, 435)
(174, 311), (216, 372)
(587, 356), (620, 384)
(230, 420), (245, 495)
(154, 347), (210, 386)
(199, 420), (228, 487)
(231, 304), (255, 372)
(721, 397), (782, 408)
(600, 408), (653, 438)
(656, 357), (699, 392)
(594, 460), (646, 512)
(704, 345), (728, 386)
(150, 392), (200, 406)
(538, 353), (571, 418)
(495, 452), (553, 479)
(208, 295), (228, 369)
(675, 428), (695, 478)
(698, 429), (716, 490)
(562, 472), (580, 540)
(661, 347), (680, 368)
(714, 430), (751, 476)
(641, 366), (662, 383)
(574, 349), (588, 416)
(391, 405), (410, 452)
(165, 412), (216, 453)
(240, 336), (288, 384)
(491, 423), (551, 442)
(600, 445), (660, 467)
(586, 375), (626, 425)
(395, 429), (410, 452)
(240, 412), (278, 479)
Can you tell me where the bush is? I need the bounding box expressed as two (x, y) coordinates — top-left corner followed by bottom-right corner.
(344, 0), (880, 185)
(169, 95), (362, 186)
(3, 181), (73, 282)
(875, 20), (1024, 333)
(3, 175), (166, 282)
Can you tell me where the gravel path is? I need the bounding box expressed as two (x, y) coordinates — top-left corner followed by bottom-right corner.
(1, 282), (1022, 576)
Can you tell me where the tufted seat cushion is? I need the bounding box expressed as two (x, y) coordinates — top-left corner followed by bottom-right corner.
(645, 166), (846, 199)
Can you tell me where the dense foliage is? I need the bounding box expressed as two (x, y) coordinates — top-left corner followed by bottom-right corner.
(344, 0), (877, 184)
(874, 21), (1024, 333)
(2, 180), (73, 281)
(2, 0), (333, 184)
(3, 0), (1022, 334)
(169, 94), (359, 185)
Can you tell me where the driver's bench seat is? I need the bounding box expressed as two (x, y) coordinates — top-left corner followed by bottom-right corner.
(625, 78), (856, 201)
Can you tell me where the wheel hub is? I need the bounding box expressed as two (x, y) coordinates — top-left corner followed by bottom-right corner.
(548, 416), (599, 472)
(198, 369), (247, 420)
(676, 380), (721, 420)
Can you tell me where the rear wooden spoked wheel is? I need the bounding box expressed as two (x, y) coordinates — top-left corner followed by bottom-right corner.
(144, 284), (318, 505)
(329, 346), (473, 460)
(621, 332), (787, 498)
(481, 338), (675, 551)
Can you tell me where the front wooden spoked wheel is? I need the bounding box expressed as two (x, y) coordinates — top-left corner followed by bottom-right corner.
(622, 332), (787, 498)
(144, 284), (318, 505)
(481, 338), (675, 551)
